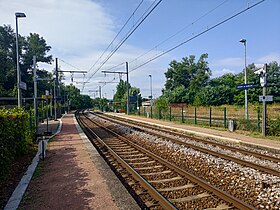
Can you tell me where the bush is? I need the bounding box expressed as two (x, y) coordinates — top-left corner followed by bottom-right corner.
(0, 108), (35, 180)
(236, 118), (259, 132)
(268, 117), (280, 136)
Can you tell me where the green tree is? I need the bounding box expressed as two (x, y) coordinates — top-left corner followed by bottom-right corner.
(0, 25), (53, 100)
(0, 25), (17, 96)
(155, 96), (169, 118)
(163, 53), (211, 104)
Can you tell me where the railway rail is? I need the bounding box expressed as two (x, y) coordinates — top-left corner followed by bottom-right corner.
(92, 111), (280, 177)
(76, 110), (257, 210)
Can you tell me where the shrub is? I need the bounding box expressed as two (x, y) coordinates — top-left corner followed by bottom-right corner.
(0, 108), (35, 180)
(268, 117), (280, 136)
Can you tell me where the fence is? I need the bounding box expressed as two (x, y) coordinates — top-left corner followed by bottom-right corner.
(137, 104), (280, 132)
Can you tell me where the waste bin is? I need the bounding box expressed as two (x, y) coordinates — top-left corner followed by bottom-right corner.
(228, 119), (235, 132)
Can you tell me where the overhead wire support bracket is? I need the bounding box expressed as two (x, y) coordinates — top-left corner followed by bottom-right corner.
(101, 71), (127, 75)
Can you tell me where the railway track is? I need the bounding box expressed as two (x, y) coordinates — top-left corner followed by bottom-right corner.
(76, 110), (256, 210)
(91, 111), (280, 177)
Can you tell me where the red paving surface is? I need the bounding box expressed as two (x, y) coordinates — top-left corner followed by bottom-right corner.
(19, 114), (119, 210)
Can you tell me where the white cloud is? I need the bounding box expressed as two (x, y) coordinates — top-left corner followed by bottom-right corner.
(257, 53), (280, 64)
(212, 57), (244, 67)
(211, 68), (236, 78)
(0, 0), (166, 99)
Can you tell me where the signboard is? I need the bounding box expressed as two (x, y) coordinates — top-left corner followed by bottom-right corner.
(236, 84), (254, 90)
(42, 95), (52, 99)
(19, 81), (27, 90)
(259, 95), (273, 102)
(129, 96), (137, 103)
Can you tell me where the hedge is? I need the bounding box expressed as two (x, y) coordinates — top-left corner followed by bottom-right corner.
(0, 108), (35, 180)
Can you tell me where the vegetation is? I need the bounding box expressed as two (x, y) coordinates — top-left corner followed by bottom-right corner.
(0, 108), (35, 181)
(113, 79), (141, 112)
(161, 54), (280, 106)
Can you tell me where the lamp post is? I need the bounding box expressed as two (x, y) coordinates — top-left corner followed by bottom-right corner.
(149, 74), (152, 118)
(240, 38), (248, 120)
(15, 12), (26, 108)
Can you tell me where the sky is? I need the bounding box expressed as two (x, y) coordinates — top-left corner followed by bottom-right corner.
(0, 0), (279, 99)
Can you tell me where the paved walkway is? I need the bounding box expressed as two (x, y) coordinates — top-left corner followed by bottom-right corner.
(106, 113), (280, 152)
(18, 114), (139, 210)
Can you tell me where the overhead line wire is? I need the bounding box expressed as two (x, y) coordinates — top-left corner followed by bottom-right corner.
(100, 0), (229, 74)
(87, 0), (144, 73)
(129, 0), (265, 73)
(128, 0), (229, 66)
(85, 0), (162, 83)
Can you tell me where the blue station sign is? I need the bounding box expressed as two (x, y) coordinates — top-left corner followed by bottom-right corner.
(236, 84), (254, 90)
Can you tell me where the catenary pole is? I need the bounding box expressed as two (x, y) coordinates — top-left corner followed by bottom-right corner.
(262, 64), (267, 136)
(33, 56), (38, 134)
(126, 62), (129, 115)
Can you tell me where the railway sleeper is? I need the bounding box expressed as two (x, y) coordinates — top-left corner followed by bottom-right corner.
(124, 156), (150, 161)
(130, 160), (156, 165)
(149, 176), (182, 183)
(141, 170), (172, 176)
(157, 183), (195, 192)
(204, 203), (233, 210)
(134, 165), (163, 170)
(169, 192), (210, 202)
(145, 200), (159, 208)
(117, 150), (139, 155)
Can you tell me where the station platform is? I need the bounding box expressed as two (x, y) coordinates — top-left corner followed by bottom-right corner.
(5, 111), (279, 210)
(105, 112), (280, 153)
(5, 113), (139, 210)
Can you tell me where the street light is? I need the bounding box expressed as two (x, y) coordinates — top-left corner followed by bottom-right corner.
(149, 74), (152, 118)
(240, 38), (248, 120)
(15, 12), (26, 108)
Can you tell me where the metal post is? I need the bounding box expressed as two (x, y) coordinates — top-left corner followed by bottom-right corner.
(54, 58), (58, 120)
(181, 106), (184, 123)
(257, 107), (260, 132)
(169, 106), (171, 121)
(240, 39), (248, 120)
(210, 107), (212, 127)
(46, 99), (49, 133)
(262, 64), (267, 136)
(194, 107), (197, 125)
(54, 80), (57, 120)
(149, 75), (152, 118)
(137, 94), (140, 115)
(33, 56), (38, 133)
(126, 62), (129, 115)
(15, 17), (21, 108)
(41, 100), (44, 122)
(50, 89), (53, 118)
(244, 42), (248, 120)
(224, 107), (227, 128)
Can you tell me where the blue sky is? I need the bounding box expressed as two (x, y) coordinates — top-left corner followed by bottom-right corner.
(0, 0), (279, 99)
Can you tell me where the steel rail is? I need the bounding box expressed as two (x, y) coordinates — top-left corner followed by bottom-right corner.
(99, 112), (280, 163)
(93, 112), (280, 176)
(76, 111), (177, 210)
(82, 111), (256, 210)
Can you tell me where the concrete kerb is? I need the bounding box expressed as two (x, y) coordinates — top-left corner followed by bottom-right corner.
(4, 115), (64, 210)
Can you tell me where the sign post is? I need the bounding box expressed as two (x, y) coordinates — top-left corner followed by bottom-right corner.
(261, 64), (267, 136)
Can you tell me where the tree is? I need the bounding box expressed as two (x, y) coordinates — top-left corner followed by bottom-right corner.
(0, 25), (53, 100)
(21, 33), (53, 98)
(163, 53), (211, 104)
(0, 25), (17, 96)
(65, 84), (93, 110)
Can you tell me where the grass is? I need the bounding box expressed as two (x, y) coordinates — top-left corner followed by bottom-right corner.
(137, 103), (280, 138)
